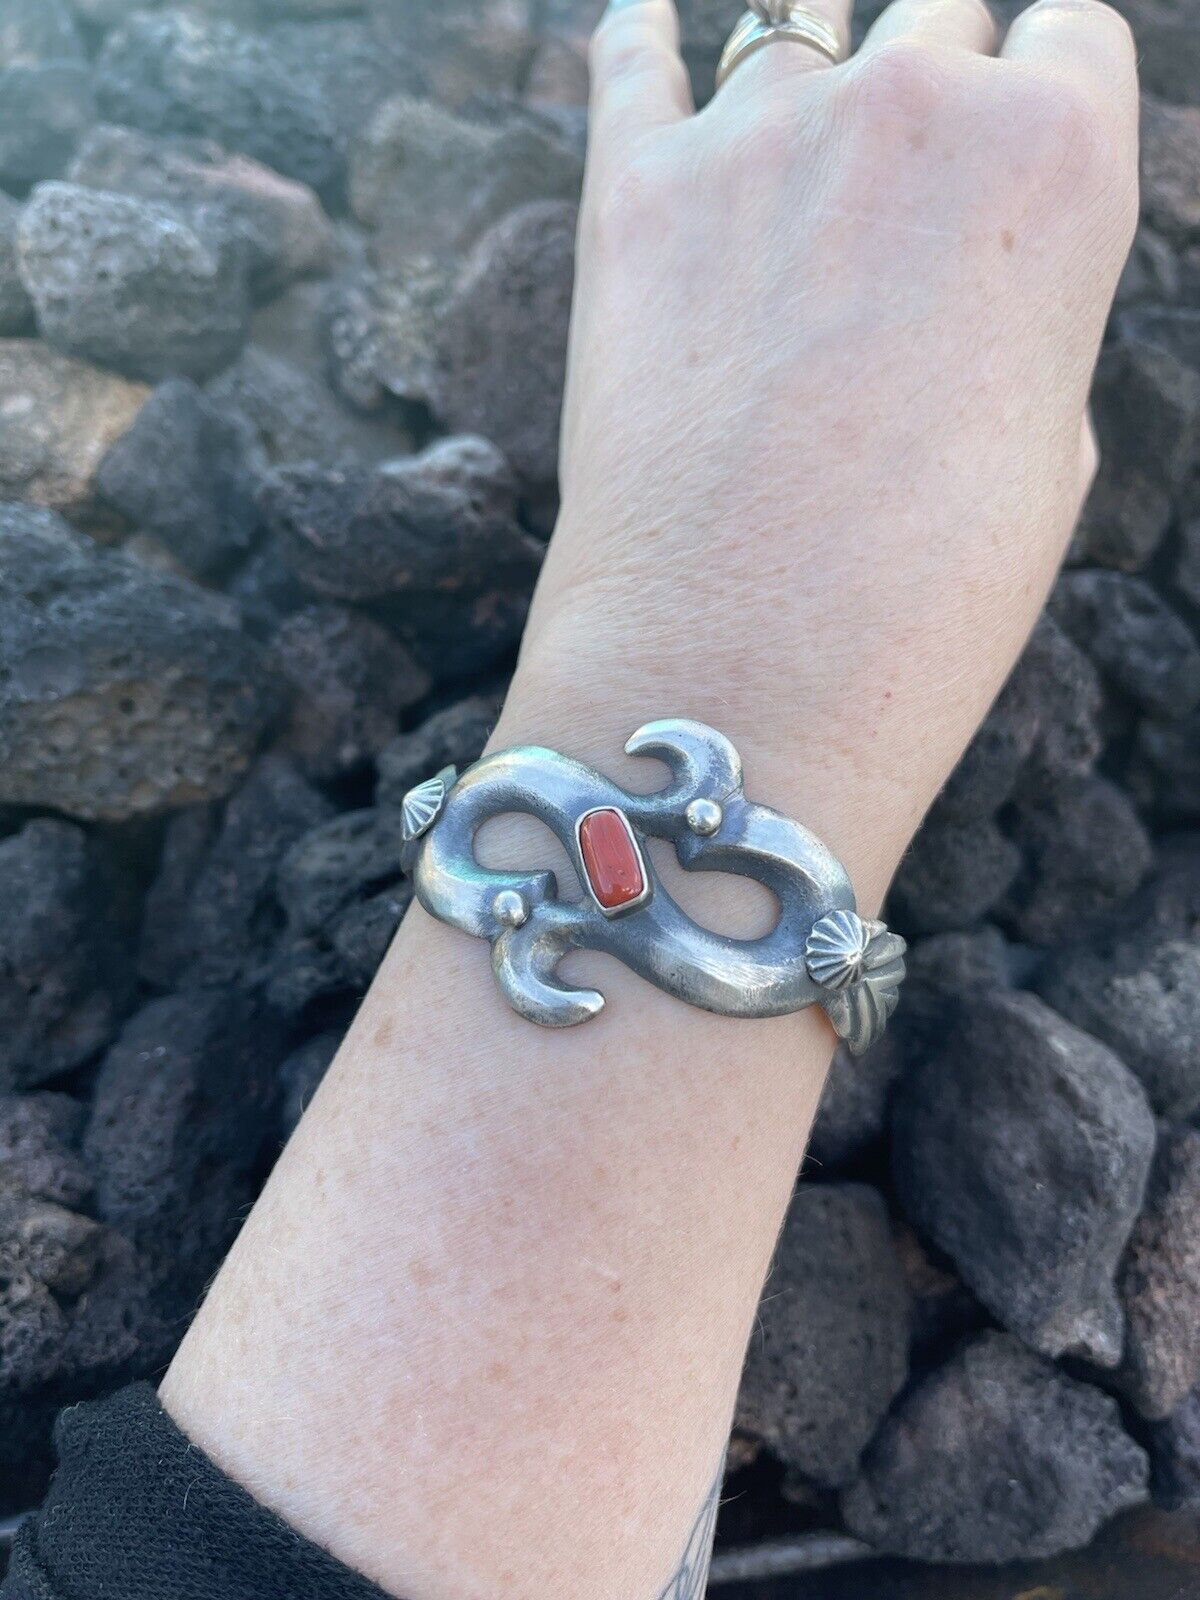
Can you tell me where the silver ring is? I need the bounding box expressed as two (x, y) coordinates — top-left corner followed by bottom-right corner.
(716, 4), (847, 89)
(400, 719), (906, 1055)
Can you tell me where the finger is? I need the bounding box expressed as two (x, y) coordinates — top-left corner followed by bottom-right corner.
(590, 0), (693, 143)
(1001, 0), (1137, 129)
(862, 0), (997, 54)
(720, 0), (854, 90)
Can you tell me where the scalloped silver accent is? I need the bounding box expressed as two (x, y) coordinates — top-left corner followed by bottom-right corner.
(401, 767), (455, 844)
(806, 909), (871, 991)
(822, 921), (908, 1056)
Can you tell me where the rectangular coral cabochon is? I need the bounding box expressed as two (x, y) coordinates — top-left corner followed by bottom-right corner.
(578, 808), (646, 911)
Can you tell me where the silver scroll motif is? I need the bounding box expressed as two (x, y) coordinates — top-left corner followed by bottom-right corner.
(400, 719), (905, 1054)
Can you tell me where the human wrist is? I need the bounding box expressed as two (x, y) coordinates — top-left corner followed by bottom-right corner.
(494, 581), (926, 914)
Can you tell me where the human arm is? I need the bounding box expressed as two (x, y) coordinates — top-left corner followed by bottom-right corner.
(158, 3), (1140, 1597)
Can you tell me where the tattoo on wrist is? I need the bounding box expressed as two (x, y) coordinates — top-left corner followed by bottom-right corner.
(656, 1467), (723, 1600)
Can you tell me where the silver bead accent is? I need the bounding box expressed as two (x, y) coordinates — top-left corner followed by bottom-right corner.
(493, 889), (529, 929)
(805, 909), (871, 991)
(401, 766), (455, 844)
(686, 797), (723, 837)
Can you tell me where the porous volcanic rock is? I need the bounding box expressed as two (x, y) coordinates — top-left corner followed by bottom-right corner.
(0, 1094), (91, 1210)
(68, 122), (333, 297)
(272, 604), (431, 780)
(1119, 1127), (1200, 1420)
(350, 93), (582, 256)
(138, 755), (333, 991)
(0, 820), (133, 1090)
(0, 195), (33, 335)
(374, 693), (502, 808)
(892, 990), (1156, 1367)
(1141, 97), (1200, 243)
(1050, 570), (1200, 721)
(733, 1184), (912, 1490)
(96, 378), (260, 577)
(1150, 1391), (1200, 1510)
(0, 342), (148, 524)
(890, 815), (1021, 935)
(432, 201), (577, 491)
(95, 10), (343, 196)
(0, 503), (279, 820)
(842, 1332), (1149, 1563)
(0, 0), (84, 68)
(18, 181), (251, 382)
(0, 62), (94, 187)
(807, 1037), (903, 1173)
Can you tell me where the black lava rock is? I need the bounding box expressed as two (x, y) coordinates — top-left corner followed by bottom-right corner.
(96, 378), (260, 578)
(278, 1029), (341, 1140)
(893, 990), (1156, 1368)
(1050, 570), (1200, 721)
(261, 436), (542, 677)
(68, 122), (333, 299)
(0, 503), (280, 820)
(0, 1093), (90, 1209)
(432, 201), (576, 492)
(18, 182), (251, 382)
(890, 815), (1021, 936)
(83, 988), (287, 1347)
(807, 1037), (903, 1173)
(734, 1183), (912, 1490)
(95, 10), (343, 197)
(1150, 1390), (1200, 1511)
(139, 755), (334, 991)
(842, 1332), (1149, 1563)
(375, 693), (502, 808)
(0, 821), (134, 1090)
(1003, 773), (1154, 946)
(0, 62), (93, 187)
(0, 0), (84, 68)
(1119, 1126), (1200, 1420)
(0, 194), (33, 334)
(272, 605), (431, 781)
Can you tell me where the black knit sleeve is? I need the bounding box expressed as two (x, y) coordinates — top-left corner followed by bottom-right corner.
(2, 1384), (392, 1600)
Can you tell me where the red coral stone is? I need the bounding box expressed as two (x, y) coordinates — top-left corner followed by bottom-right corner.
(578, 808), (645, 911)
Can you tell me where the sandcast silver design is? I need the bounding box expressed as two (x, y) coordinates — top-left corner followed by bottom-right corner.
(401, 721), (904, 1053)
(717, 3), (847, 87)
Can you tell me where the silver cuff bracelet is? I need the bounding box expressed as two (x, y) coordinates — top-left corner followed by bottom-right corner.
(400, 719), (906, 1054)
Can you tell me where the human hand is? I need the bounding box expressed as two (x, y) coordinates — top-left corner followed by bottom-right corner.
(504, 0), (1139, 904)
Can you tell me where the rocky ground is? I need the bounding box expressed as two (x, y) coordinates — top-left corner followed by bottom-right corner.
(0, 0), (1198, 1583)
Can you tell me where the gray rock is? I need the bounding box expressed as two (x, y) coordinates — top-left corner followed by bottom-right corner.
(433, 201), (577, 491)
(890, 815), (1020, 936)
(0, 1184), (106, 1300)
(323, 255), (454, 412)
(279, 1031), (342, 1140)
(1130, 710), (1200, 823)
(0, 194), (33, 335)
(808, 1037), (902, 1172)
(69, 123), (334, 298)
(139, 755), (333, 991)
(1149, 1390), (1200, 1511)
(84, 989), (286, 1336)
(0, 503), (279, 820)
(892, 991), (1156, 1367)
(1119, 1127), (1200, 1420)
(842, 1332), (1149, 1563)
(1050, 570), (1200, 721)
(0, 820), (134, 1090)
(1038, 940), (1200, 1119)
(350, 94), (582, 257)
(1141, 97), (1200, 243)
(0, 0), (84, 68)
(207, 344), (403, 471)
(95, 10), (343, 196)
(18, 182), (250, 382)
(261, 436), (542, 676)
(891, 1221), (985, 1361)
(0, 62), (93, 187)
(276, 806), (405, 939)
(1003, 774), (1154, 946)
(273, 605), (431, 780)
(366, 0), (536, 105)
(96, 379), (260, 578)
(265, 17), (424, 156)
(0, 341), (148, 525)
(0, 1094), (90, 1208)
(1077, 337), (1200, 571)
(375, 693), (502, 808)
(734, 1184), (912, 1490)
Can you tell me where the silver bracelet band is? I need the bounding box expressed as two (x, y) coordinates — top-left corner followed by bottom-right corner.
(400, 719), (905, 1054)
